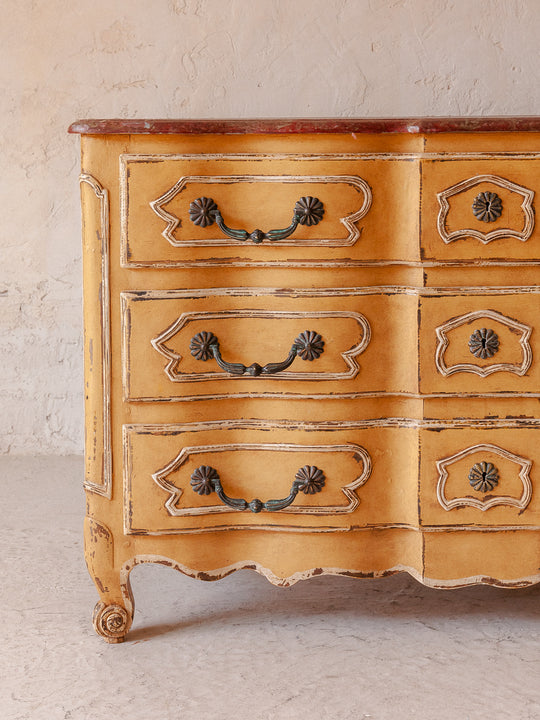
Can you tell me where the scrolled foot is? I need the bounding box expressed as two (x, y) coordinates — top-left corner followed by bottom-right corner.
(93, 601), (132, 643)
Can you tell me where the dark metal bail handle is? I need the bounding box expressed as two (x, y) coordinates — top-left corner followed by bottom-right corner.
(189, 196), (324, 243)
(189, 330), (324, 376)
(190, 465), (326, 513)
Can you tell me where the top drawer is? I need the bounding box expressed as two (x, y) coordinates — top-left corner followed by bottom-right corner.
(421, 156), (539, 262)
(120, 153), (419, 267)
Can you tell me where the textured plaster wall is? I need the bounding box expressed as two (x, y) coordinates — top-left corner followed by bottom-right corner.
(1, 0), (540, 454)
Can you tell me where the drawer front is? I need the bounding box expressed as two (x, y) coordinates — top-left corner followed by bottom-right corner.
(123, 421), (418, 534)
(420, 291), (539, 394)
(421, 157), (539, 262)
(420, 427), (538, 527)
(121, 288), (418, 401)
(120, 153), (419, 266)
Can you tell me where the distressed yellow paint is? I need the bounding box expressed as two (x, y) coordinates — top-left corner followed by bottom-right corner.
(78, 128), (540, 642)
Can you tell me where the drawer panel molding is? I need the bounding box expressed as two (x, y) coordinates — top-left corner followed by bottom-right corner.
(434, 309), (533, 377)
(436, 174), (535, 244)
(152, 443), (372, 517)
(151, 309), (371, 383)
(436, 443), (533, 512)
(150, 174), (371, 247)
(80, 173), (112, 498)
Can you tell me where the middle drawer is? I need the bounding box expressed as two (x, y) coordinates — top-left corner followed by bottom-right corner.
(419, 290), (540, 395)
(121, 287), (418, 401)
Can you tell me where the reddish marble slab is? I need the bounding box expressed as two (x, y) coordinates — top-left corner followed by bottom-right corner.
(68, 117), (540, 135)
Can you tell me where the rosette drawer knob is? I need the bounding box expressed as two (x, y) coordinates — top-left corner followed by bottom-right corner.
(472, 191), (503, 223)
(468, 462), (499, 493)
(468, 328), (500, 359)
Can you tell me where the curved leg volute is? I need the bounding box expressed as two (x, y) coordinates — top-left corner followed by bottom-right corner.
(84, 517), (134, 643)
(93, 601), (132, 643)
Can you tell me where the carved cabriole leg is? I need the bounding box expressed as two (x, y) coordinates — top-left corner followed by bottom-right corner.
(80, 173), (131, 641)
(84, 517), (134, 643)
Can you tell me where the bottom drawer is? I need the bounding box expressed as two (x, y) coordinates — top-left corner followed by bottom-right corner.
(123, 420), (418, 534)
(420, 427), (539, 527)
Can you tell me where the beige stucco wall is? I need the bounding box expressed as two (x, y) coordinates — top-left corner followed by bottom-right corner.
(1, 0), (539, 454)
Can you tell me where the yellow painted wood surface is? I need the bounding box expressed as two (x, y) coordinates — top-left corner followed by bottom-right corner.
(79, 129), (540, 641)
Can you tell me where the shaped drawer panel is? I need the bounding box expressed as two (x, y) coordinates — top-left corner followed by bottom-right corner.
(421, 158), (539, 261)
(420, 427), (539, 527)
(121, 288), (418, 401)
(120, 153), (420, 267)
(419, 292), (539, 394)
(123, 421), (419, 534)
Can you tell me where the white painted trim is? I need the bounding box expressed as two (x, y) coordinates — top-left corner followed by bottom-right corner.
(122, 284), (540, 299)
(149, 174), (372, 248)
(436, 443), (533, 512)
(124, 418), (540, 432)
(121, 151), (540, 163)
(435, 309), (533, 377)
(150, 309), (371, 383)
(150, 443), (372, 517)
(119, 554), (540, 590)
(437, 174), (535, 244)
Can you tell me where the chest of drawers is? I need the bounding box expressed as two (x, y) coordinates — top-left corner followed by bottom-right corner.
(70, 117), (540, 643)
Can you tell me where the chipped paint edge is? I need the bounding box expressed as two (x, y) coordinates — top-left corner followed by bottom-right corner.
(119, 554), (540, 591)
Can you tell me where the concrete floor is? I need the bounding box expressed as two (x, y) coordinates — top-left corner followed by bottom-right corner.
(1, 456), (539, 720)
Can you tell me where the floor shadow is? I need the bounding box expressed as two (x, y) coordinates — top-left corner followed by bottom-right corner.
(126, 566), (540, 641)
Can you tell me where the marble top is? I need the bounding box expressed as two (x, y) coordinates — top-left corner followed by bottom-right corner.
(68, 117), (540, 135)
